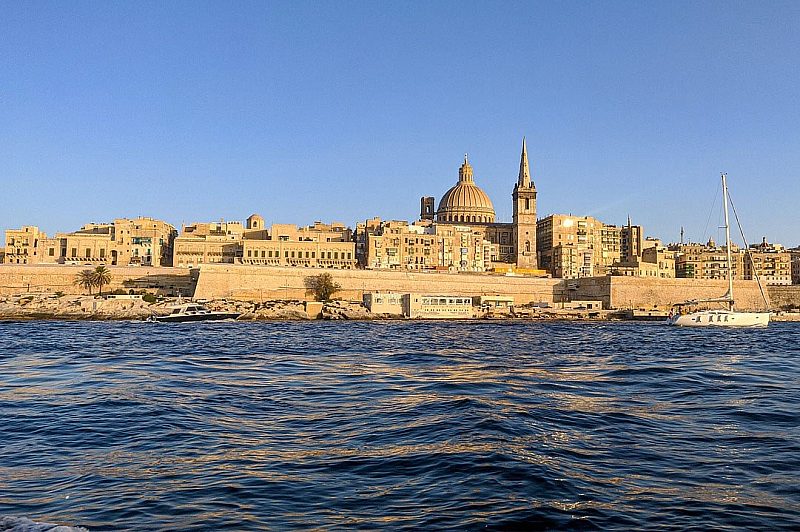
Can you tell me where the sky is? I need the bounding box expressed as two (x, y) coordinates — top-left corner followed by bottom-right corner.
(1, 1), (799, 246)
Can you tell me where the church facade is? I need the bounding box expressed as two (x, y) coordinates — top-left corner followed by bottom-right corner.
(419, 138), (539, 270)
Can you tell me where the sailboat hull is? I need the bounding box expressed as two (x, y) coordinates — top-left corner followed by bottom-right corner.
(668, 310), (770, 327)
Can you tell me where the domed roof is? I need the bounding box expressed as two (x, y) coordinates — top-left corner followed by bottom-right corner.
(436, 155), (495, 223)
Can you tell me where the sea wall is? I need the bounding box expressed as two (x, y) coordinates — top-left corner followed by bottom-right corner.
(569, 276), (771, 310)
(767, 285), (800, 309)
(0, 264), (197, 296)
(2, 263), (782, 311)
(192, 264), (562, 305)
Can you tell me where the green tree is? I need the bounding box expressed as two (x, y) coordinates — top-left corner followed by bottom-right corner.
(304, 272), (341, 302)
(74, 269), (95, 295)
(93, 265), (112, 296)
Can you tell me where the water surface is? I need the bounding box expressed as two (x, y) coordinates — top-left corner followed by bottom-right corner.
(1, 321), (799, 529)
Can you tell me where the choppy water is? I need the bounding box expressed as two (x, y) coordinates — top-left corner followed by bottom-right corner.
(1, 320), (799, 530)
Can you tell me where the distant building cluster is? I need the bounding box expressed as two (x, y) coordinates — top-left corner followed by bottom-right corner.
(173, 214), (357, 269)
(3, 137), (798, 285)
(3, 218), (176, 267)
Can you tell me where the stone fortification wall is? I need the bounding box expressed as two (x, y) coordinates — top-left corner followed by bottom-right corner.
(0, 265), (196, 296)
(570, 276), (771, 310)
(192, 264), (562, 304)
(767, 285), (800, 309)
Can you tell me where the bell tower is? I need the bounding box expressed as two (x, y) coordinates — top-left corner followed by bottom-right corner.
(512, 137), (537, 269)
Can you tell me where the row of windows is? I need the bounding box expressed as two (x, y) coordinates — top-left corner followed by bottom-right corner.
(437, 214), (493, 223)
(420, 297), (472, 305)
(246, 249), (353, 260)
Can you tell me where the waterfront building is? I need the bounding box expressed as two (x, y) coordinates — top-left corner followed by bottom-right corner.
(241, 239), (356, 268)
(362, 292), (475, 318)
(673, 240), (745, 281)
(360, 220), (492, 272)
(611, 242), (676, 278)
(791, 248), (800, 285)
(672, 238), (790, 285)
(620, 217), (644, 261)
(536, 215), (622, 278)
(174, 214), (356, 269)
(744, 239), (791, 285)
(362, 292), (404, 314)
(4, 218), (176, 266)
(4, 226), (46, 264)
(172, 222), (243, 267)
(404, 294), (474, 318)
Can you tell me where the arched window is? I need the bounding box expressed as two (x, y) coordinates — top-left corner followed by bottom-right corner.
(525, 241), (530, 252)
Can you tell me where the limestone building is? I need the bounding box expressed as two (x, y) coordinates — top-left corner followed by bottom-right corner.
(4, 226), (46, 264)
(744, 239), (791, 285)
(791, 248), (800, 285)
(360, 219), (492, 272)
(536, 215), (622, 278)
(173, 215), (356, 269)
(4, 218), (176, 266)
(611, 241), (677, 278)
(673, 241), (745, 281)
(620, 217), (644, 262)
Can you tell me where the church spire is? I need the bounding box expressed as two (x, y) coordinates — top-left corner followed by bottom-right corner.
(518, 137), (532, 188)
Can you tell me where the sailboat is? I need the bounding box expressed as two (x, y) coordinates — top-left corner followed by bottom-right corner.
(668, 173), (770, 327)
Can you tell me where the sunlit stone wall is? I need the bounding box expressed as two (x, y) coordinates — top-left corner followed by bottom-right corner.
(767, 285), (800, 309)
(192, 264), (562, 304)
(570, 276), (771, 311)
(0, 265), (196, 296)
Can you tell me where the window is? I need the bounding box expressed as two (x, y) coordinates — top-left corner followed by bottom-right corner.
(100, 249), (105, 258)
(86, 248), (91, 258)
(49, 248), (55, 256)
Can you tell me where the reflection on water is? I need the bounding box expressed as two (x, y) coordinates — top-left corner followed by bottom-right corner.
(1, 321), (799, 530)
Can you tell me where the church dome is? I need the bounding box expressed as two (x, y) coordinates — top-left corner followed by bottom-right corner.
(436, 155), (495, 223)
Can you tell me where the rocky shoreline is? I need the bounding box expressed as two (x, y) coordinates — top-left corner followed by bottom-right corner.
(0, 293), (609, 322)
(2, 293), (798, 322)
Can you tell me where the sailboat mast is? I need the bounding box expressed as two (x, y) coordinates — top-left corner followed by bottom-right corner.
(722, 173), (734, 310)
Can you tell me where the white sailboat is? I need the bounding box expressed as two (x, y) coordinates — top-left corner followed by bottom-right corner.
(668, 173), (770, 327)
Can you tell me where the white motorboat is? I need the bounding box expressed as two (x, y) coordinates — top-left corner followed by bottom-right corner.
(668, 173), (770, 328)
(149, 303), (240, 323)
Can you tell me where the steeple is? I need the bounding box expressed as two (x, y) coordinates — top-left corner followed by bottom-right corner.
(517, 137), (533, 188)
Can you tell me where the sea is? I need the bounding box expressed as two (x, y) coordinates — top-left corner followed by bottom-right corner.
(1, 320), (799, 530)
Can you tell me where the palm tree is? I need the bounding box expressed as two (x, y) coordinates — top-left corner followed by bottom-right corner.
(74, 269), (95, 295)
(93, 266), (111, 296)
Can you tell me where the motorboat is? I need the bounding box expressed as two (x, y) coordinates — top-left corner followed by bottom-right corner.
(668, 173), (770, 328)
(149, 303), (240, 323)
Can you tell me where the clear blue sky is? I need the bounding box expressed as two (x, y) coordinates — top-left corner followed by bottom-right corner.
(2, 1), (798, 246)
